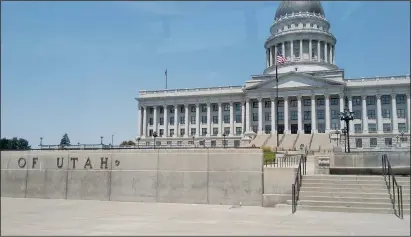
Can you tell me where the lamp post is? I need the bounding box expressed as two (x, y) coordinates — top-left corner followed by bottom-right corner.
(203, 138), (206, 148)
(223, 133), (227, 148)
(396, 135), (399, 147)
(341, 128), (347, 153)
(40, 137), (43, 150)
(111, 134), (114, 147)
(136, 136), (141, 149)
(192, 136), (195, 147)
(100, 136), (103, 145)
(339, 97), (354, 153)
(153, 132), (158, 149)
(335, 129), (340, 147)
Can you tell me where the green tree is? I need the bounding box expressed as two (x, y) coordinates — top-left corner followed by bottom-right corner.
(0, 137), (31, 150)
(60, 133), (71, 147)
(120, 140), (135, 146)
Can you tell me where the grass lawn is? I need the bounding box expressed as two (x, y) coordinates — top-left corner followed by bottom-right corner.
(263, 151), (276, 162)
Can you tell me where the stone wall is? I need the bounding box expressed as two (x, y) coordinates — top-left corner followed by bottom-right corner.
(0, 149), (263, 206)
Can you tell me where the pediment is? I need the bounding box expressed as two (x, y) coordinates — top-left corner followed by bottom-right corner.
(246, 72), (344, 91)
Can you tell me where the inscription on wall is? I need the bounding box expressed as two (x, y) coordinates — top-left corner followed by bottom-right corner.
(16, 157), (121, 169)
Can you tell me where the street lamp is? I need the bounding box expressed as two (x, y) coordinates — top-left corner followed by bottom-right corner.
(153, 132), (158, 149)
(40, 137), (43, 149)
(341, 128), (347, 153)
(339, 97), (354, 153)
(192, 136), (195, 147)
(100, 136), (104, 145)
(203, 138), (206, 148)
(136, 136), (141, 149)
(223, 133), (227, 148)
(335, 129), (340, 147)
(111, 134), (114, 147)
(396, 134), (399, 146)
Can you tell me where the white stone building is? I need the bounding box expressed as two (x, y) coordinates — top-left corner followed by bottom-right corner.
(136, 1), (410, 150)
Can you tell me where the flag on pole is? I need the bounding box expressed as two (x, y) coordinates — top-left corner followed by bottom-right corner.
(276, 50), (286, 65)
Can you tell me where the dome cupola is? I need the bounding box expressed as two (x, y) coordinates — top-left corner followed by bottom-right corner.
(275, 1), (325, 20)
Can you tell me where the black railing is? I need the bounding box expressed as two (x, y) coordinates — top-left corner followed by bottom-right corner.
(292, 154), (307, 213)
(382, 154), (404, 219)
(264, 154), (302, 167)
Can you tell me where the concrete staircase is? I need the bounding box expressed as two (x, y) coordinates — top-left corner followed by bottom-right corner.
(249, 134), (270, 147)
(294, 134), (312, 150)
(280, 134), (298, 150)
(310, 134), (333, 151)
(276, 175), (411, 215)
(265, 133), (278, 149)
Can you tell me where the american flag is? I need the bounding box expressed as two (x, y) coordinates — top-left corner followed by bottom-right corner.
(276, 50), (286, 65)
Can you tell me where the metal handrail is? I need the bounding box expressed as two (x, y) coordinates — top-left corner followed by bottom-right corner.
(382, 154), (404, 219)
(292, 154), (307, 213)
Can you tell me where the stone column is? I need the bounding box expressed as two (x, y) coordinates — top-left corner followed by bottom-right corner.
(246, 99), (250, 132)
(241, 100), (246, 134)
(282, 43), (285, 57)
(271, 97), (276, 134)
(407, 94), (411, 133)
(229, 102), (234, 136)
(218, 103), (222, 136)
(297, 96), (302, 133)
(258, 97), (263, 134)
(266, 49), (270, 68)
(391, 93), (398, 134)
(362, 96), (368, 134)
(348, 97), (354, 133)
(153, 106), (157, 135)
(196, 104), (200, 137)
(329, 45), (333, 64)
(284, 96), (289, 134)
(317, 41), (321, 62)
(142, 106), (147, 137)
(299, 39), (303, 59)
(269, 48), (273, 66)
(339, 94), (344, 129)
(325, 95), (330, 133)
(184, 104), (189, 137)
(311, 95), (317, 133)
(290, 41), (294, 61)
(206, 102), (211, 137)
(309, 40), (312, 60)
(274, 46), (278, 66)
(332, 45), (335, 64)
(138, 106), (142, 137)
(163, 105), (168, 137)
(324, 42), (328, 62)
(376, 95), (383, 134)
(173, 104), (178, 137)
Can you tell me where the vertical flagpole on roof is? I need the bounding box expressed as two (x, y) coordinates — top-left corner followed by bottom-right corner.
(165, 69), (168, 89)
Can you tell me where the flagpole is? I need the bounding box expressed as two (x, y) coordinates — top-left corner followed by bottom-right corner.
(275, 63), (279, 147)
(165, 69), (168, 89)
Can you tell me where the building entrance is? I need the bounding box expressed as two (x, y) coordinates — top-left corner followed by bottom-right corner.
(291, 124), (298, 134)
(304, 124), (311, 134)
(278, 124), (285, 134)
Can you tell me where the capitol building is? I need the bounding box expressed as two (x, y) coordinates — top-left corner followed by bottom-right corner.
(136, 1), (410, 150)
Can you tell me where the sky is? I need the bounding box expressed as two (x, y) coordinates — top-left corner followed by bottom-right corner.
(1, 1), (410, 148)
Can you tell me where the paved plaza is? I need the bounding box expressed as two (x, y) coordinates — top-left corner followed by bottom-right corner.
(1, 198), (410, 236)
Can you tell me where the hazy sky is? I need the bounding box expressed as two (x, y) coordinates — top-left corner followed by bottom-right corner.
(1, 1), (410, 147)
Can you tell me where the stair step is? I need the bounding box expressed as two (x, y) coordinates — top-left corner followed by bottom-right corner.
(302, 183), (388, 189)
(304, 175), (410, 182)
(287, 200), (396, 209)
(302, 179), (410, 186)
(300, 186), (388, 193)
(276, 204), (399, 215)
(297, 196), (392, 203)
(300, 191), (411, 200)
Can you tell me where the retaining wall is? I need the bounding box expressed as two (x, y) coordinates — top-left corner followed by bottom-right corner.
(0, 149), (263, 206)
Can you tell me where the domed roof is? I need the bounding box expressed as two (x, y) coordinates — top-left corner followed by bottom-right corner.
(275, 1), (325, 19)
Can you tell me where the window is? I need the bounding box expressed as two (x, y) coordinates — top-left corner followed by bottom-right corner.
(396, 95), (405, 104)
(224, 127), (230, 135)
(316, 98), (325, 106)
(264, 101), (271, 108)
(167, 141), (172, 145)
(368, 124), (377, 133)
(354, 124), (362, 133)
(291, 111), (298, 120)
(383, 123), (392, 133)
(212, 104), (218, 111)
(199, 140), (205, 146)
(381, 95), (390, 104)
(304, 111), (310, 120)
(252, 102), (258, 108)
(180, 129), (185, 136)
(331, 98), (338, 105)
(159, 129), (164, 136)
(384, 138), (392, 147)
(224, 104), (230, 111)
(235, 115), (241, 123)
(354, 110), (361, 119)
(265, 112), (271, 121)
(160, 117), (164, 125)
(169, 129), (174, 137)
(367, 96), (376, 105)
(169, 108), (174, 114)
(191, 106), (196, 112)
(224, 115), (230, 123)
(367, 110), (376, 119)
(317, 110), (325, 119)
(353, 97), (361, 106)
(331, 123), (339, 130)
(211, 140), (216, 147)
(277, 112), (284, 121)
(149, 108), (154, 114)
(278, 100), (284, 107)
(235, 103), (241, 111)
(201, 105), (207, 112)
(370, 138), (377, 147)
(180, 116), (185, 124)
(236, 127), (242, 135)
(318, 123), (325, 133)
(190, 128), (196, 136)
(188, 140), (194, 145)
(180, 106), (185, 113)
(265, 125), (271, 134)
(398, 123), (407, 132)
(160, 108), (164, 114)
(253, 113), (258, 121)
(170, 117), (175, 125)
(331, 110), (339, 119)
(397, 109), (406, 118)
(202, 128), (207, 136)
(290, 100), (297, 107)
(355, 138), (362, 148)
(213, 128), (218, 136)
(191, 116), (196, 124)
(382, 109), (391, 118)
(201, 116), (207, 124)
(303, 99), (311, 106)
(149, 118), (153, 125)
(213, 116), (218, 124)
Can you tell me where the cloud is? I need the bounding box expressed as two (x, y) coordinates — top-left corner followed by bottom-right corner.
(341, 2), (363, 21)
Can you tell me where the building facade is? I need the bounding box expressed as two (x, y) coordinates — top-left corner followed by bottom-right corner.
(136, 1), (410, 148)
